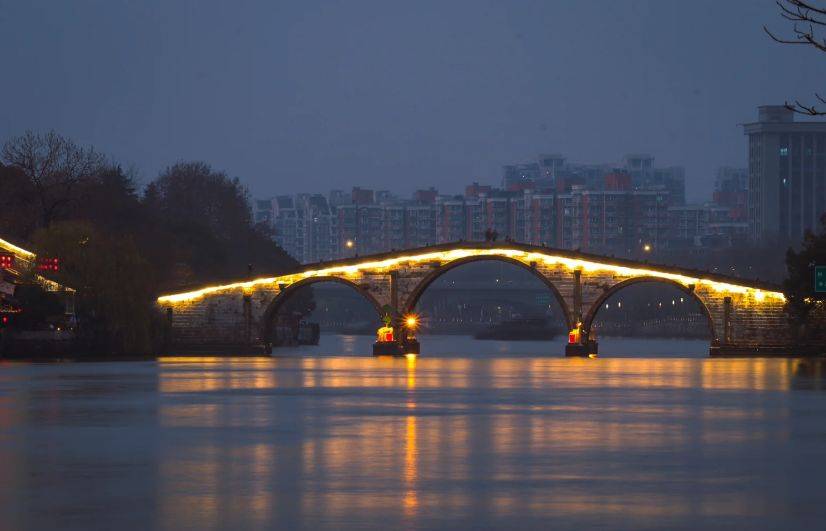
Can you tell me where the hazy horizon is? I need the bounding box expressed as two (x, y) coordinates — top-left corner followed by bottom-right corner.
(2, 0), (825, 202)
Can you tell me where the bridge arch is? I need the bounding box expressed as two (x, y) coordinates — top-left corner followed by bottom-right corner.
(261, 276), (384, 347)
(582, 276), (717, 343)
(403, 255), (574, 330)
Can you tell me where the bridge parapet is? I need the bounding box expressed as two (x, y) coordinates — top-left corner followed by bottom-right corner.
(1, 237), (36, 273)
(156, 242), (791, 355)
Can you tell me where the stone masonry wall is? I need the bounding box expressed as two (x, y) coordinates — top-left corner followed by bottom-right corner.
(160, 248), (792, 353)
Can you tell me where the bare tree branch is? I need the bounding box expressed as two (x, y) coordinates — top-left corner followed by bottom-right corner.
(787, 0), (826, 17)
(766, 1), (826, 115)
(1, 131), (105, 227)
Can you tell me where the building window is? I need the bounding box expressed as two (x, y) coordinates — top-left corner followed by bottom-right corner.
(780, 147), (789, 156)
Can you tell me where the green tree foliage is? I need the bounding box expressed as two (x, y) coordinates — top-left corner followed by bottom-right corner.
(31, 221), (159, 355)
(784, 214), (826, 341)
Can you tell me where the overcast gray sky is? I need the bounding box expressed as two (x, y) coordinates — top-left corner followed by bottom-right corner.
(1, 0), (824, 202)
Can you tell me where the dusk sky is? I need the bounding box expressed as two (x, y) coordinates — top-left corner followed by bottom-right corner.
(2, 0), (824, 202)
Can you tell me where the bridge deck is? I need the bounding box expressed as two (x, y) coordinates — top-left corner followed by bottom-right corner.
(159, 241), (784, 300)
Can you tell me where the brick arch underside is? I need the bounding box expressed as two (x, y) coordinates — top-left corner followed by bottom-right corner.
(581, 276), (717, 343)
(261, 276), (384, 346)
(403, 255), (574, 330)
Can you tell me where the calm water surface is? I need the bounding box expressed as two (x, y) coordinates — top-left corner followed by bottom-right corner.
(1, 335), (825, 530)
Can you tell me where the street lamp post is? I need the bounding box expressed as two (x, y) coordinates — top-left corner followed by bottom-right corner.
(344, 238), (356, 257)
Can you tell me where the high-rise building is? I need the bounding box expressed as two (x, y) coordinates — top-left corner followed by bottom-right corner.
(414, 188), (438, 204)
(502, 163), (541, 190)
(555, 192), (578, 249)
(465, 182), (492, 198)
(578, 188), (634, 253)
(328, 189), (350, 207)
(569, 173), (671, 255)
(405, 204), (439, 247)
(465, 199), (485, 242)
(300, 194), (336, 263)
(351, 187), (375, 205)
(714, 167), (748, 222)
(256, 151), (696, 261)
(538, 154), (566, 185)
(337, 202), (384, 256)
(437, 196), (467, 242)
(667, 203), (748, 248)
(525, 191), (556, 246)
(254, 199), (275, 226)
(632, 189), (670, 250)
(259, 194), (337, 264)
(653, 166), (686, 206)
(271, 196), (305, 262)
(382, 204), (406, 251)
(623, 154), (655, 187)
(744, 105), (826, 242)
(484, 193), (513, 238)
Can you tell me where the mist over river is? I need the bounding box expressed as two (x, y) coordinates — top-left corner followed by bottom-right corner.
(1, 335), (825, 530)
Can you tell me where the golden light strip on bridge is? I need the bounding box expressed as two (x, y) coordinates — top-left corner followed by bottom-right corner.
(156, 248), (786, 304)
(0, 237), (36, 258)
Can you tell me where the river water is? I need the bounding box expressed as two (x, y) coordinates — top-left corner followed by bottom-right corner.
(1, 335), (825, 530)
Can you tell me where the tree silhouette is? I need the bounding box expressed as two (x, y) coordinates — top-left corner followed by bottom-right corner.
(784, 214), (826, 341)
(1, 131), (105, 227)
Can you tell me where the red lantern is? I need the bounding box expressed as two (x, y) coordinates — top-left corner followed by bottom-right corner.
(37, 257), (60, 272)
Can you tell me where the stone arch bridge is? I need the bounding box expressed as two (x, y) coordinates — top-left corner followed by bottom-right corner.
(157, 242), (789, 356)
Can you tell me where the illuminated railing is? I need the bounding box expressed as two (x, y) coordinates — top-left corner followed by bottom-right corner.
(0, 237), (35, 259)
(0, 236), (72, 293)
(0, 236), (36, 271)
(157, 246), (786, 304)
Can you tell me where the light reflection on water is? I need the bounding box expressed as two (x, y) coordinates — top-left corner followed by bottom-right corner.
(0, 340), (825, 529)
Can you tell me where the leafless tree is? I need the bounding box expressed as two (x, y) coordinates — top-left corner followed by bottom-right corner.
(1, 131), (105, 228)
(765, 0), (826, 115)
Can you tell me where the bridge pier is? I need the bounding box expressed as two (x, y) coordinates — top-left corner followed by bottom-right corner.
(156, 242), (795, 357)
(572, 269), (582, 324)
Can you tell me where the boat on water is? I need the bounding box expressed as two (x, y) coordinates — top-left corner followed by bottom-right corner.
(474, 318), (559, 341)
(372, 316), (420, 357)
(373, 337), (420, 356)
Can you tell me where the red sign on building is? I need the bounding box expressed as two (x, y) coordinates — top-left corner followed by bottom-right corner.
(0, 253), (14, 270)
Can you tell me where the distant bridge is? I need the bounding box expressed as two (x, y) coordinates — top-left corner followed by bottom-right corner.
(157, 242), (790, 356)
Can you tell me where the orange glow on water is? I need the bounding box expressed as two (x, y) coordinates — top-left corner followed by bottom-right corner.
(132, 355), (811, 527)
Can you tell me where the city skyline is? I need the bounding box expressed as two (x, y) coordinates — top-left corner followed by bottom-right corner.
(255, 147), (750, 264)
